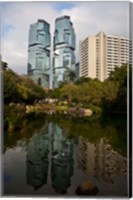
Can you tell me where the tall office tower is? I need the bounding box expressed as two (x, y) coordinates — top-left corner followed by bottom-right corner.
(53, 16), (76, 88)
(27, 19), (51, 88)
(79, 32), (132, 81)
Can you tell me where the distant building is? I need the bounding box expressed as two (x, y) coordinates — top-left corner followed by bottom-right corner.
(27, 19), (51, 88)
(79, 31), (132, 81)
(53, 16), (76, 87)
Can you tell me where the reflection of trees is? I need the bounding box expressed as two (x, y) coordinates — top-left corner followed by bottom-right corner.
(48, 115), (127, 156)
(51, 124), (74, 194)
(26, 125), (49, 190)
(58, 116), (127, 156)
(4, 113), (127, 193)
(4, 113), (47, 152)
(77, 137), (127, 186)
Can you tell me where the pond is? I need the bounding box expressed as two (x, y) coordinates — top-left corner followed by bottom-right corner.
(3, 112), (128, 197)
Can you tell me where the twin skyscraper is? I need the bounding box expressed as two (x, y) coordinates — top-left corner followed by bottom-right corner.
(27, 16), (76, 89)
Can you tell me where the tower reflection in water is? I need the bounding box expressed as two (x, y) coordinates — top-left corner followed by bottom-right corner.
(77, 136), (127, 186)
(51, 124), (74, 194)
(26, 123), (74, 193)
(26, 125), (49, 190)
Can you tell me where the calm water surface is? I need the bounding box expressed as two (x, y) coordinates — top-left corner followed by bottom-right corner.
(3, 114), (128, 197)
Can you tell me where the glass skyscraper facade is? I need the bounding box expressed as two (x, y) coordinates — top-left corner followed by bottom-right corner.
(27, 19), (51, 88)
(53, 16), (76, 87)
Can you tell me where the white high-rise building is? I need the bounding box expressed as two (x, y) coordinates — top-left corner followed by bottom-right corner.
(79, 32), (132, 81)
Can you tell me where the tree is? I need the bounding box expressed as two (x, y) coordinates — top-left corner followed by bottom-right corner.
(61, 83), (79, 102)
(60, 79), (104, 106)
(58, 69), (76, 88)
(17, 75), (46, 103)
(102, 64), (131, 113)
(67, 69), (76, 83)
(1, 61), (8, 70)
(3, 61), (46, 104)
(77, 80), (104, 106)
(103, 80), (120, 102)
(47, 88), (61, 99)
(108, 64), (128, 88)
(75, 76), (92, 85)
(3, 70), (20, 103)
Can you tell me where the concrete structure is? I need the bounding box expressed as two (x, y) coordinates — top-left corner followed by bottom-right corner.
(27, 19), (51, 88)
(79, 32), (132, 81)
(53, 16), (76, 87)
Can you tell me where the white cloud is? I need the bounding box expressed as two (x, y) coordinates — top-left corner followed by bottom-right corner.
(61, 1), (129, 61)
(1, 2), (60, 74)
(1, 1), (130, 74)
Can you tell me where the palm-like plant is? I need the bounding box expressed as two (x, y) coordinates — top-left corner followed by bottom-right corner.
(63, 68), (76, 84)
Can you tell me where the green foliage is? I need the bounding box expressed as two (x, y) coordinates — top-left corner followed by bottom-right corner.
(75, 76), (92, 85)
(78, 80), (103, 105)
(3, 69), (21, 103)
(4, 106), (46, 149)
(103, 64), (130, 113)
(47, 88), (61, 99)
(61, 80), (104, 106)
(4, 60), (129, 115)
(53, 64), (129, 114)
(64, 69), (76, 83)
(4, 104), (26, 131)
(18, 76), (45, 103)
(56, 105), (68, 112)
(58, 69), (76, 88)
(108, 64), (129, 87)
(3, 62), (45, 104)
(103, 80), (120, 102)
(61, 83), (79, 102)
(51, 115), (127, 155)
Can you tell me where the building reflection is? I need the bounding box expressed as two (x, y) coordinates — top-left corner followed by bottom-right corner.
(51, 124), (74, 194)
(26, 123), (74, 193)
(77, 137), (127, 186)
(26, 125), (49, 190)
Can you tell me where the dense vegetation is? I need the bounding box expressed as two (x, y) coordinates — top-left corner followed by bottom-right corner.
(47, 63), (131, 114)
(2, 61), (46, 104)
(2, 60), (131, 114)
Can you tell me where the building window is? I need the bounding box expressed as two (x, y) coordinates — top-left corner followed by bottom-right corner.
(63, 55), (70, 67)
(64, 30), (71, 44)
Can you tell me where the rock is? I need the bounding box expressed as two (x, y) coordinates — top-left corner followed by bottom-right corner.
(83, 109), (93, 116)
(68, 107), (84, 117)
(75, 181), (99, 195)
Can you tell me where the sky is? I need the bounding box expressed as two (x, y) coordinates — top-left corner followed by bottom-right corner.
(1, 1), (130, 75)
